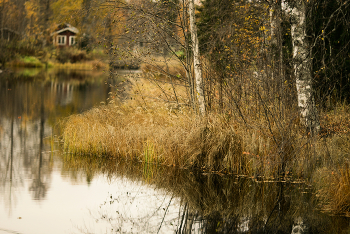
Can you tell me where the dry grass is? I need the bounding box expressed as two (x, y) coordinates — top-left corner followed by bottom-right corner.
(125, 73), (188, 105)
(329, 165), (350, 216)
(314, 165), (350, 216)
(60, 66), (350, 215)
(62, 70), (247, 172)
(53, 60), (108, 70)
(62, 103), (245, 172)
(140, 56), (187, 81)
(311, 103), (350, 216)
(61, 78), (311, 177)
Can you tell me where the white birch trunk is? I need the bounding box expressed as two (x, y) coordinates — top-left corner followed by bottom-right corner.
(291, 0), (320, 133)
(188, 0), (206, 115)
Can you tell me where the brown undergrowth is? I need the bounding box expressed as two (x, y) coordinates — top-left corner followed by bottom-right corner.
(313, 103), (350, 216)
(61, 78), (311, 178)
(61, 71), (350, 215)
(140, 56), (187, 81)
(62, 103), (245, 172)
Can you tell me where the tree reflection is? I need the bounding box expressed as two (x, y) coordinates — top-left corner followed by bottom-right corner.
(0, 85), (23, 216)
(0, 69), (110, 213)
(60, 155), (350, 234)
(29, 87), (48, 200)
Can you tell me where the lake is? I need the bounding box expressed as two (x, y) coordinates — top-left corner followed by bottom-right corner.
(0, 68), (349, 234)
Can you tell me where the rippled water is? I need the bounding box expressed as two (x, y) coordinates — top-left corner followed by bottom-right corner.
(0, 68), (349, 234)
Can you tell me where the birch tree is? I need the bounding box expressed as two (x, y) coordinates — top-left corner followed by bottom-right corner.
(290, 0), (320, 133)
(188, 0), (205, 115)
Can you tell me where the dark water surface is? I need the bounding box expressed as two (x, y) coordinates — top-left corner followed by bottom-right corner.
(0, 69), (349, 234)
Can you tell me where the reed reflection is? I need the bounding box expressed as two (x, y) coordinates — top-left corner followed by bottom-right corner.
(60, 154), (350, 234)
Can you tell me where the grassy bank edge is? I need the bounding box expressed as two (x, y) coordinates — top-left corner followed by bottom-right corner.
(6, 56), (109, 71)
(60, 104), (350, 216)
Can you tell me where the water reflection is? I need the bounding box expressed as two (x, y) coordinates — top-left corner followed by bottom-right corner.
(60, 154), (350, 234)
(0, 69), (112, 232)
(28, 89), (49, 201)
(0, 69), (349, 234)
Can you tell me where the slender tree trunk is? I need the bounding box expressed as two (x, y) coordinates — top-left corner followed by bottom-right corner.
(105, 13), (114, 67)
(188, 0), (205, 115)
(269, 0), (281, 87)
(291, 0), (320, 134)
(42, 0), (50, 47)
(1, 2), (5, 40)
(82, 0), (92, 50)
(270, 0), (285, 118)
(181, 0), (195, 109)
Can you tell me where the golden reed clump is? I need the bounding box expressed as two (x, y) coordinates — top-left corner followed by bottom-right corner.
(61, 68), (246, 173)
(61, 65), (350, 215)
(62, 103), (245, 173)
(61, 101), (350, 216)
(314, 164), (350, 217)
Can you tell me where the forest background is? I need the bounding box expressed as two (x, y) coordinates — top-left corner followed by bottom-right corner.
(1, 0), (350, 216)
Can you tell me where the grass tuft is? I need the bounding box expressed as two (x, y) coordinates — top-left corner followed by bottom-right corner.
(7, 56), (46, 68)
(60, 69), (350, 215)
(314, 165), (350, 216)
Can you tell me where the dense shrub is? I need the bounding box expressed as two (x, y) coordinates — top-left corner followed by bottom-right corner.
(56, 48), (88, 63)
(0, 40), (38, 65)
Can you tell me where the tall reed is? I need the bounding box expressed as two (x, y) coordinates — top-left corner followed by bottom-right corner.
(61, 70), (350, 215)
